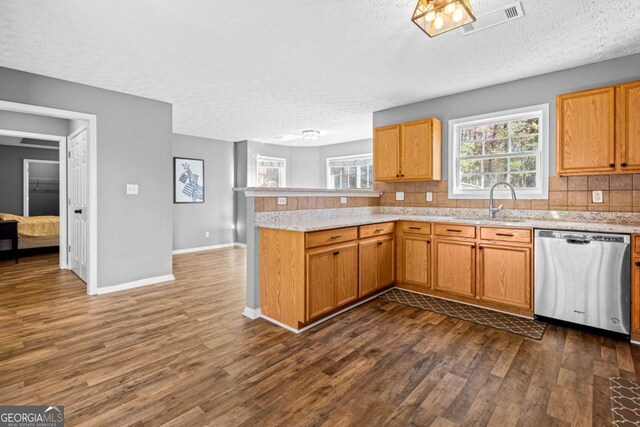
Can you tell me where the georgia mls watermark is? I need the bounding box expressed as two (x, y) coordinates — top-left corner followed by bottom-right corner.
(0, 406), (64, 427)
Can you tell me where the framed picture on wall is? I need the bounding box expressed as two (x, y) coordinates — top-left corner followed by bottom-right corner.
(174, 157), (205, 203)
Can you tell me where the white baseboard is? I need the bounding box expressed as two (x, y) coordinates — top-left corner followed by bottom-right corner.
(172, 243), (241, 255)
(95, 274), (175, 295)
(259, 288), (391, 333)
(242, 307), (261, 319)
(234, 242), (247, 248)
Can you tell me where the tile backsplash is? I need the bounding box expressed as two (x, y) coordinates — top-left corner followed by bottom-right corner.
(254, 196), (379, 212)
(375, 175), (640, 213)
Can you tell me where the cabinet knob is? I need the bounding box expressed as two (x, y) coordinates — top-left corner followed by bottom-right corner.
(622, 163), (628, 168)
(401, 174), (405, 177)
(636, 261), (640, 267)
(377, 242), (383, 246)
(333, 251), (340, 256)
(610, 163), (615, 168)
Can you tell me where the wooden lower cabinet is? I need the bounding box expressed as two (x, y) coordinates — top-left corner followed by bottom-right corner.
(359, 236), (395, 298)
(432, 238), (476, 298)
(400, 235), (430, 289)
(477, 244), (531, 309)
(306, 242), (358, 322)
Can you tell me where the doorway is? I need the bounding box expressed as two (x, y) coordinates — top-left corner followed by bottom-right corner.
(0, 101), (98, 295)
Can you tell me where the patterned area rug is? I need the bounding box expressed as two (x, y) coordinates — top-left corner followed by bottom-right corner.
(610, 377), (640, 426)
(379, 288), (546, 340)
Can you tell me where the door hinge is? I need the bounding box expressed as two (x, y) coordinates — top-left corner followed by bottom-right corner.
(68, 245), (71, 253)
(68, 151), (71, 159)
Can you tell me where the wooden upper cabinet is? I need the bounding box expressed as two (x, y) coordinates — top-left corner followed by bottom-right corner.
(477, 244), (531, 309)
(557, 87), (616, 175)
(373, 125), (401, 181)
(400, 119), (442, 181)
(374, 118), (442, 182)
(617, 81), (640, 172)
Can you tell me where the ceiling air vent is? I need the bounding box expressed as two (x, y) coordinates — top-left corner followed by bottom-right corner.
(462, 2), (524, 36)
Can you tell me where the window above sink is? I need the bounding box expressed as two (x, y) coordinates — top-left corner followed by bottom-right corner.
(448, 104), (549, 200)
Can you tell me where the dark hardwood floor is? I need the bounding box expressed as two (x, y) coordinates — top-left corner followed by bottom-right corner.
(1, 248), (638, 426)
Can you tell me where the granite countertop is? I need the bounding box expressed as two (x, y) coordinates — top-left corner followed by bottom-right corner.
(255, 207), (640, 235)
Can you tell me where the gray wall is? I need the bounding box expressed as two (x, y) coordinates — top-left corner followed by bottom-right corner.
(234, 140), (248, 244)
(0, 145), (59, 215)
(172, 134), (235, 250)
(0, 66), (173, 288)
(373, 53), (640, 178)
(28, 162), (60, 216)
(289, 146), (321, 188)
(0, 110), (69, 136)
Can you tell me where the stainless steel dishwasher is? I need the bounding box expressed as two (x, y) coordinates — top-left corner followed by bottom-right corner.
(534, 229), (631, 335)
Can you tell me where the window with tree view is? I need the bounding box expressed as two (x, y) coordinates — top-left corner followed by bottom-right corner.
(449, 105), (548, 199)
(327, 154), (373, 189)
(257, 156), (286, 188)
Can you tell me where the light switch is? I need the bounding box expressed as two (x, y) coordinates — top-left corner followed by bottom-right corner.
(126, 184), (138, 195)
(340, 197), (348, 204)
(277, 197), (287, 205)
(592, 190), (603, 203)
(396, 192), (405, 201)
(426, 192), (433, 202)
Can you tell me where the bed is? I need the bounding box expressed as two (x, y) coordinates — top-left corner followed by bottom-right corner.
(0, 213), (59, 250)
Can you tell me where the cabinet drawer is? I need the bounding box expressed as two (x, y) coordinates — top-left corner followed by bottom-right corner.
(434, 223), (476, 239)
(306, 227), (358, 249)
(359, 222), (395, 239)
(402, 222), (431, 235)
(480, 227), (532, 244)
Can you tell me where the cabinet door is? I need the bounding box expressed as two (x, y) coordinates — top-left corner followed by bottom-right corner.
(402, 236), (430, 288)
(618, 81), (640, 172)
(433, 239), (475, 297)
(557, 87), (615, 175)
(477, 245), (531, 309)
(377, 237), (395, 289)
(401, 119), (434, 180)
(334, 243), (359, 308)
(359, 240), (378, 297)
(374, 125), (400, 181)
(306, 249), (335, 321)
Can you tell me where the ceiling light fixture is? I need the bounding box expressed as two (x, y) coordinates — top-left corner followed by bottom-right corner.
(412, 0), (476, 38)
(302, 130), (320, 140)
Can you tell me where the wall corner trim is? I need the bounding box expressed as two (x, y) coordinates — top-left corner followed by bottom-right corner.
(95, 274), (176, 295)
(242, 307), (262, 320)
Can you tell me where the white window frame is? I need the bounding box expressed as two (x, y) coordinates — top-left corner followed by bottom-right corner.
(326, 153), (373, 189)
(256, 155), (287, 188)
(448, 104), (549, 200)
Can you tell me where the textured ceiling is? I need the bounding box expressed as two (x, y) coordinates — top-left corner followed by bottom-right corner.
(1, 0), (639, 146)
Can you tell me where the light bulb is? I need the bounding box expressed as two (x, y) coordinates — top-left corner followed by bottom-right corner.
(425, 11), (436, 22)
(444, 3), (456, 14)
(434, 13), (444, 30)
(453, 7), (464, 22)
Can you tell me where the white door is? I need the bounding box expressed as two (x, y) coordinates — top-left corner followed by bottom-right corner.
(68, 127), (88, 282)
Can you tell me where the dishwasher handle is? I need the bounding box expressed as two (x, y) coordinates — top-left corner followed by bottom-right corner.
(566, 238), (591, 245)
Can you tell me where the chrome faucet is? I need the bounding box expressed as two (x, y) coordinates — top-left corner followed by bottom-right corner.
(488, 181), (517, 218)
